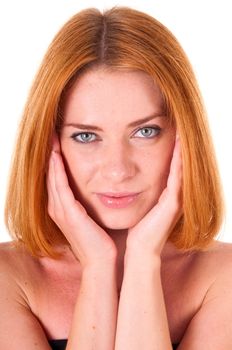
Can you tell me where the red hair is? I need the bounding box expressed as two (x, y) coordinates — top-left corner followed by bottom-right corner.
(5, 6), (225, 258)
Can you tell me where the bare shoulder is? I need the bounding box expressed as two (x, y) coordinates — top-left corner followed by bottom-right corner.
(163, 239), (232, 279)
(0, 240), (34, 261)
(0, 241), (82, 347)
(0, 241), (52, 348)
(196, 239), (232, 295)
(175, 241), (232, 347)
(0, 240), (42, 314)
(162, 240), (232, 345)
(0, 240), (41, 283)
(191, 240), (232, 276)
(176, 239), (232, 296)
(197, 239), (232, 258)
(0, 240), (81, 294)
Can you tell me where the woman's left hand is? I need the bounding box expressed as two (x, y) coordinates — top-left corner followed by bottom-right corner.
(126, 134), (183, 258)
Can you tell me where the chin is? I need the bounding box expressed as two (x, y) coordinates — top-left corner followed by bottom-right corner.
(88, 209), (144, 231)
(100, 221), (132, 230)
(81, 194), (157, 231)
(98, 217), (138, 230)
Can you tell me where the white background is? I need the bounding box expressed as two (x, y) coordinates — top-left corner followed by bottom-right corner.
(0, 1), (231, 243)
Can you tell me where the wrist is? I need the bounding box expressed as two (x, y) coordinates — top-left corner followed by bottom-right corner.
(124, 247), (161, 270)
(83, 257), (118, 275)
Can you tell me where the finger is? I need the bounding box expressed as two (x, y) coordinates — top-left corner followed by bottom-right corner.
(51, 132), (78, 211)
(166, 135), (183, 195)
(52, 151), (86, 218)
(51, 132), (92, 217)
(47, 153), (63, 218)
(51, 150), (107, 252)
(50, 132), (66, 213)
(46, 157), (55, 212)
(52, 132), (61, 153)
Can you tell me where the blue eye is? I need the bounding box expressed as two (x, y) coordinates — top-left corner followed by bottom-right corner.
(71, 132), (97, 143)
(134, 126), (161, 138)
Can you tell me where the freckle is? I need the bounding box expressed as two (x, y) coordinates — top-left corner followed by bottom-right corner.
(92, 325), (96, 330)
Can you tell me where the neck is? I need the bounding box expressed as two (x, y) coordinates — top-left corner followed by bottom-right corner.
(105, 228), (128, 292)
(106, 228), (128, 258)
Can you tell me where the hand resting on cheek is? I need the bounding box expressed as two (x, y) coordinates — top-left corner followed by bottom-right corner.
(46, 133), (118, 268)
(126, 134), (183, 257)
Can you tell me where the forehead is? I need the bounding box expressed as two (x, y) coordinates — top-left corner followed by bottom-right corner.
(62, 68), (165, 124)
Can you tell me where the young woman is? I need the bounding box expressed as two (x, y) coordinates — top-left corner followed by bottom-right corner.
(1, 6), (232, 350)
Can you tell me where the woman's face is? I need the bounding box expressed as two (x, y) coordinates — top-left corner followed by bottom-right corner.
(59, 68), (176, 230)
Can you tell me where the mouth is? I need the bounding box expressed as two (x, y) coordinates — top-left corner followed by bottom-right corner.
(95, 192), (141, 209)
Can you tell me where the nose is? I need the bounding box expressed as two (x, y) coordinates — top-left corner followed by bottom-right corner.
(100, 142), (137, 183)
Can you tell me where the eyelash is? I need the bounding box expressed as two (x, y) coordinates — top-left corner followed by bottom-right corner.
(70, 126), (162, 144)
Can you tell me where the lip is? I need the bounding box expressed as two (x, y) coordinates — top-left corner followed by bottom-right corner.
(95, 192), (140, 209)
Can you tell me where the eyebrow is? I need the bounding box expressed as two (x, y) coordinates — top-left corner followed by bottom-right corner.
(63, 113), (166, 131)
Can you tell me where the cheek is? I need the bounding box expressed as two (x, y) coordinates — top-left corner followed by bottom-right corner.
(146, 139), (175, 192)
(60, 143), (96, 196)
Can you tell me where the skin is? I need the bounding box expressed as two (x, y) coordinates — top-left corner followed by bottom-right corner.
(46, 68), (182, 348)
(1, 67), (232, 349)
(60, 68), (176, 229)
(57, 68), (181, 264)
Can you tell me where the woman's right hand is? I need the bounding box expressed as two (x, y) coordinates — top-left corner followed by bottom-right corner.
(46, 134), (117, 268)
